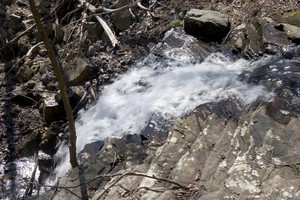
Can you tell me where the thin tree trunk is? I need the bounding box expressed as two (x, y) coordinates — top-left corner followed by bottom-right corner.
(28, 0), (78, 168)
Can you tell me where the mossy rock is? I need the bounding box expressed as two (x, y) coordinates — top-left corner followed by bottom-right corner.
(282, 11), (300, 18)
(170, 19), (182, 28)
(272, 11), (300, 27)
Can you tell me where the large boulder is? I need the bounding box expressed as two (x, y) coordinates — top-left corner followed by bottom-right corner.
(184, 9), (230, 42)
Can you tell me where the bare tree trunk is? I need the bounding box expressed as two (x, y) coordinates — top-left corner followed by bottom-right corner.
(28, 0), (78, 168)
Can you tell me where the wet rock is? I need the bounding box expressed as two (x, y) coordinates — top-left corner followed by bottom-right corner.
(78, 140), (104, 164)
(41, 72), (56, 85)
(184, 9), (230, 42)
(246, 58), (300, 97)
(234, 17), (294, 58)
(86, 41), (103, 57)
(38, 151), (53, 183)
(64, 58), (94, 86)
(151, 29), (212, 63)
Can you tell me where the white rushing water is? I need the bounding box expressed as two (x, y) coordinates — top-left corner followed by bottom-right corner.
(1, 157), (41, 200)
(51, 32), (273, 181)
(52, 54), (272, 180)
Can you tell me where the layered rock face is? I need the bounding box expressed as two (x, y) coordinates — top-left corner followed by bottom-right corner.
(39, 100), (300, 199)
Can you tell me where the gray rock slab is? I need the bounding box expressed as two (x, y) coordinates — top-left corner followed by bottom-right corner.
(184, 9), (230, 42)
(39, 100), (300, 199)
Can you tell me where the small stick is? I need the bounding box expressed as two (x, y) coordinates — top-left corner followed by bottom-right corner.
(95, 171), (189, 199)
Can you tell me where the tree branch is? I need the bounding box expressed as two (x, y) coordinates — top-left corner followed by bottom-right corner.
(28, 0), (78, 168)
(93, 171), (190, 199)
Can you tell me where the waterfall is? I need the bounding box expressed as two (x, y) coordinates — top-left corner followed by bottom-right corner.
(51, 37), (273, 181)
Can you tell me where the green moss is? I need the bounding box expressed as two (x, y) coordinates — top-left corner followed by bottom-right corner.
(170, 19), (182, 28)
(282, 11), (300, 18)
(280, 11), (300, 26)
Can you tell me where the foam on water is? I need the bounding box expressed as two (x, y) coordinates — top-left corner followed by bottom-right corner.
(51, 52), (272, 181)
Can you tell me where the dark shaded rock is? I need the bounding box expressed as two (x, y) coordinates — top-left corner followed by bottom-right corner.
(228, 17), (295, 58)
(39, 122), (63, 156)
(78, 140), (104, 164)
(243, 19), (264, 58)
(67, 86), (86, 113)
(41, 92), (64, 124)
(111, 0), (133, 32)
(246, 58), (300, 96)
(82, 22), (105, 43)
(16, 130), (41, 157)
(9, 13), (24, 32)
(184, 9), (230, 42)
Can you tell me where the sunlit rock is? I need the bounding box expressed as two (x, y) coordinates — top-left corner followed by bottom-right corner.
(64, 58), (93, 86)
(184, 9), (230, 42)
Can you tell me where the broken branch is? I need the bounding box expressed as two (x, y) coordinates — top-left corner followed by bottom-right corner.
(94, 171), (189, 199)
(77, 0), (119, 47)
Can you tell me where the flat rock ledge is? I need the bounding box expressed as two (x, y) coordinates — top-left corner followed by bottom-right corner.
(184, 9), (230, 42)
(39, 100), (300, 199)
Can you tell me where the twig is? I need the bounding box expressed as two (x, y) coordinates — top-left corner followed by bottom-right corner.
(28, 170), (189, 200)
(128, 8), (136, 18)
(78, 0), (119, 47)
(26, 41), (43, 57)
(9, 23), (36, 44)
(156, 1), (172, 10)
(24, 153), (38, 197)
(95, 171), (189, 199)
(63, 0), (142, 31)
(0, 41), (43, 86)
(137, 2), (150, 11)
(60, 5), (83, 24)
(78, 12), (87, 56)
(72, 91), (87, 113)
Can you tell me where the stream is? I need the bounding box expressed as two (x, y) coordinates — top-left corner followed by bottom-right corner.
(50, 30), (273, 182)
(2, 29), (300, 199)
